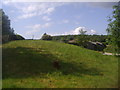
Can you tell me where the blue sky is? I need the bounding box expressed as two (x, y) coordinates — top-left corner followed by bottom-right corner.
(2, 2), (117, 39)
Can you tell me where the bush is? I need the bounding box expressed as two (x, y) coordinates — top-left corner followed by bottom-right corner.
(104, 45), (116, 53)
(14, 35), (25, 40)
(2, 35), (25, 43)
(41, 33), (52, 40)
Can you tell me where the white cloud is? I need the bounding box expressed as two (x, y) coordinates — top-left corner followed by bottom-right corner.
(11, 3), (66, 19)
(45, 7), (55, 14)
(51, 26), (97, 36)
(25, 22), (52, 35)
(2, 2), (66, 21)
(18, 13), (37, 19)
(89, 29), (96, 34)
(32, 24), (41, 29)
(21, 4), (37, 14)
(26, 29), (40, 35)
(71, 27), (97, 35)
(70, 27), (97, 35)
(25, 24), (41, 35)
(42, 16), (51, 21)
(17, 3), (55, 19)
(72, 27), (86, 35)
(2, 0), (11, 5)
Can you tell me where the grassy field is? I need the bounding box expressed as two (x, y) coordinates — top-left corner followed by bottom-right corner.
(2, 40), (119, 88)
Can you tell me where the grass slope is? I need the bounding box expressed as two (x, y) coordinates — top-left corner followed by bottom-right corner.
(2, 40), (118, 88)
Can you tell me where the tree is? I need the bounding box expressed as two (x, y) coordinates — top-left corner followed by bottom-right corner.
(1, 9), (25, 43)
(106, 2), (120, 54)
(77, 35), (88, 47)
(0, 9), (2, 39)
(77, 28), (88, 47)
(43, 33), (47, 35)
(79, 29), (87, 35)
(1, 9), (14, 35)
(41, 33), (52, 40)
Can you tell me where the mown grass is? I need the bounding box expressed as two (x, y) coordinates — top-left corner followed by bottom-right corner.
(2, 40), (119, 88)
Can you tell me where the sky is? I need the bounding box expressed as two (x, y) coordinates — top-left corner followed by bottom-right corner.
(2, 1), (118, 39)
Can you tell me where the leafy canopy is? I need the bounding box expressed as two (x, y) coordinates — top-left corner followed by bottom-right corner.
(106, 2), (120, 54)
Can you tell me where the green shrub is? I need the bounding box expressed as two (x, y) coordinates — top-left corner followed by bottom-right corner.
(41, 33), (52, 40)
(104, 45), (116, 53)
(15, 35), (25, 40)
(2, 35), (25, 43)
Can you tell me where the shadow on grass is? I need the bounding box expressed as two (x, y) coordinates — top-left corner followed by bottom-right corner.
(3, 47), (103, 79)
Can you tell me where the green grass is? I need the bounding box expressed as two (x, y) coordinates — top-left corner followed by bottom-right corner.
(2, 40), (119, 88)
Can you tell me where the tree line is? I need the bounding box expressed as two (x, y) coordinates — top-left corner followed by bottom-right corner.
(41, 2), (120, 54)
(0, 9), (25, 43)
(1, 1), (120, 54)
